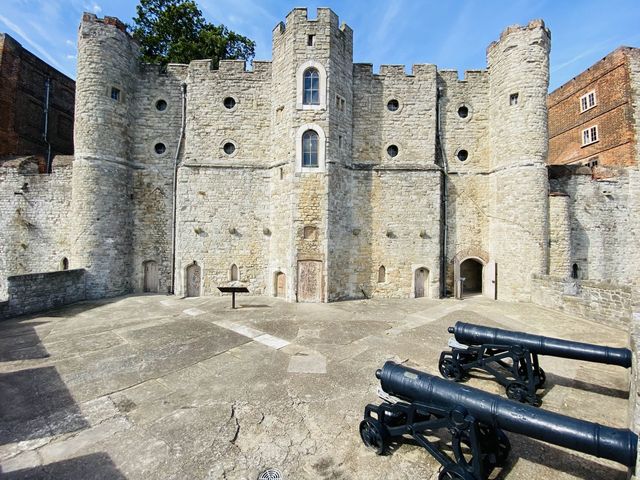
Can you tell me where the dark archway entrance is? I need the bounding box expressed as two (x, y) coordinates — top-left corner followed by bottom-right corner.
(460, 259), (483, 294)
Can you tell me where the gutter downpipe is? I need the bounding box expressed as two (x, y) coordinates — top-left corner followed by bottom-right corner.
(43, 77), (52, 173)
(170, 82), (187, 294)
(436, 85), (449, 298)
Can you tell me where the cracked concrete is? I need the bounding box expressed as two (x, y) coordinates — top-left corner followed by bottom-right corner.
(0, 294), (632, 479)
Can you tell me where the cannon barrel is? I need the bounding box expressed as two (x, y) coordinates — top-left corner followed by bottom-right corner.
(449, 321), (632, 368)
(377, 361), (637, 468)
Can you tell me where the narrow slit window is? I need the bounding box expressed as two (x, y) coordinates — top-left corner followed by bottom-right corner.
(230, 264), (239, 281)
(378, 265), (386, 283)
(509, 93), (518, 106)
(111, 87), (121, 101)
(307, 34), (316, 46)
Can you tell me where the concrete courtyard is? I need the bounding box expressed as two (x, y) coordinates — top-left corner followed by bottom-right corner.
(0, 294), (632, 479)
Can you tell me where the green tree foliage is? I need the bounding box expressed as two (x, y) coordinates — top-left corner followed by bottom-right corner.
(130, 0), (255, 66)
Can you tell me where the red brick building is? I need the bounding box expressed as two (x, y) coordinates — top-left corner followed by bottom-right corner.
(0, 33), (75, 172)
(548, 47), (638, 168)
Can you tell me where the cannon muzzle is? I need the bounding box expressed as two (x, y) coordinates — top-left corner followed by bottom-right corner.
(450, 321), (631, 368)
(377, 361), (637, 468)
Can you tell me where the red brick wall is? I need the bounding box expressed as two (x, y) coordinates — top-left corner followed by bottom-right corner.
(0, 33), (75, 163)
(548, 47), (636, 167)
(0, 34), (20, 156)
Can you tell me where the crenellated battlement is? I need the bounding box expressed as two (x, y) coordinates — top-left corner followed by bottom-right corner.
(81, 13), (138, 42)
(353, 63), (437, 79)
(437, 69), (488, 84)
(185, 59), (272, 78)
(487, 18), (550, 56)
(274, 7), (351, 36)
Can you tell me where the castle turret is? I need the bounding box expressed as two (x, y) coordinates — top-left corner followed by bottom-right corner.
(71, 14), (139, 298)
(269, 8), (354, 302)
(487, 20), (551, 301)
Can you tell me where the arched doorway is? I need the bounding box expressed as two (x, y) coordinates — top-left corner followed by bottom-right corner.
(186, 262), (201, 297)
(460, 259), (483, 294)
(143, 260), (158, 293)
(275, 272), (286, 298)
(414, 267), (429, 298)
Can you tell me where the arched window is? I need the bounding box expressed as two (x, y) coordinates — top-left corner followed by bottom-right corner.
(571, 263), (579, 279)
(378, 265), (386, 283)
(303, 68), (320, 105)
(61, 257), (69, 271)
(302, 130), (319, 167)
(230, 264), (239, 281)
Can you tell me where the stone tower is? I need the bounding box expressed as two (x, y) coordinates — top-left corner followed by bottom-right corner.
(270, 8), (353, 301)
(71, 14), (139, 298)
(487, 20), (551, 301)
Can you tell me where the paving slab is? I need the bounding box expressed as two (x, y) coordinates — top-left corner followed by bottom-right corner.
(0, 294), (632, 479)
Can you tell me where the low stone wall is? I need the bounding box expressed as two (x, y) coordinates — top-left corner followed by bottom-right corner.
(531, 274), (631, 329)
(0, 269), (86, 320)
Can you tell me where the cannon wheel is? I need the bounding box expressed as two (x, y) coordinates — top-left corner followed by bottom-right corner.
(438, 464), (475, 480)
(506, 381), (528, 403)
(359, 418), (389, 455)
(439, 355), (463, 381)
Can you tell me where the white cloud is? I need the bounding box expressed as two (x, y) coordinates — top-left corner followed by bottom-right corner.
(66, 39), (75, 46)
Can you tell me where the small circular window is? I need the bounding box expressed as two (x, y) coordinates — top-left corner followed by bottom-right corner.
(458, 106), (468, 118)
(457, 149), (469, 162)
(387, 145), (399, 158)
(224, 97), (236, 109)
(156, 99), (167, 111)
(387, 99), (399, 112)
(223, 142), (236, 155)
(154, 143), (166, 155)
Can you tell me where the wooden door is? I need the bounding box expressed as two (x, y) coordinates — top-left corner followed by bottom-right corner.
(143, 261), (158, 293)
(484, 261), (497, 300)
(186, 263), (201, 297)
(297, 261), (322, 302)
(276, 272), (286, 298)
(415, 268), (427, 298)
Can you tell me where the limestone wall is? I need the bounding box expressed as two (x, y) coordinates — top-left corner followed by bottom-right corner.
(550, 171), (634, 283)
(174, 166), (270, 296)
(548, 193), (572, 277)
(0, 157), (72, 300)
(0, 269), (85, 320)
(130, 64), (187, 294)
(531, 274), (631, 329)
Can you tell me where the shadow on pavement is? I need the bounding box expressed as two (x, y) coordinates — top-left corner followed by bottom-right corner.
(0, 452), (127, 479)
(0, 366), (89, 446)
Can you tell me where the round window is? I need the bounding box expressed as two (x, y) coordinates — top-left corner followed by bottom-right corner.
(457, 149), (469, 162)
(224, 97), (236, 109)
(223, 142), (236, 155)
(387, 99), (399, 112)
(156, 99), (167, 111)
(154, 143), (166, 155)
(458, 106), (469, 118)
(387, 145), (399, 158)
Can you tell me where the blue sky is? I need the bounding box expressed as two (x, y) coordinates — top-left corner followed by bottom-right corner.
(2, 0), (640, 91)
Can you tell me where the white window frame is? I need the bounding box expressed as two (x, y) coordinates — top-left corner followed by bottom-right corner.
(296, 61), (327, 111)
(579, 90), (597, 113)
(295, 123), (326, 173)
(581, 125), (599, 146)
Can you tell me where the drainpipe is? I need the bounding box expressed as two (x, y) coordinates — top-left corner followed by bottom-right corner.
(170, 82), (187, 294)
(436, 85), (449, 298)
(43, 77), (52, 173)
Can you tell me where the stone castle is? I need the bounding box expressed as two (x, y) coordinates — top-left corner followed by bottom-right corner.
(1, 8), (639, 321)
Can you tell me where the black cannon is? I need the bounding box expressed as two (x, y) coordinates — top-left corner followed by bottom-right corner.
(438, 321), (632, 405)
(360, 361), (637, 480)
